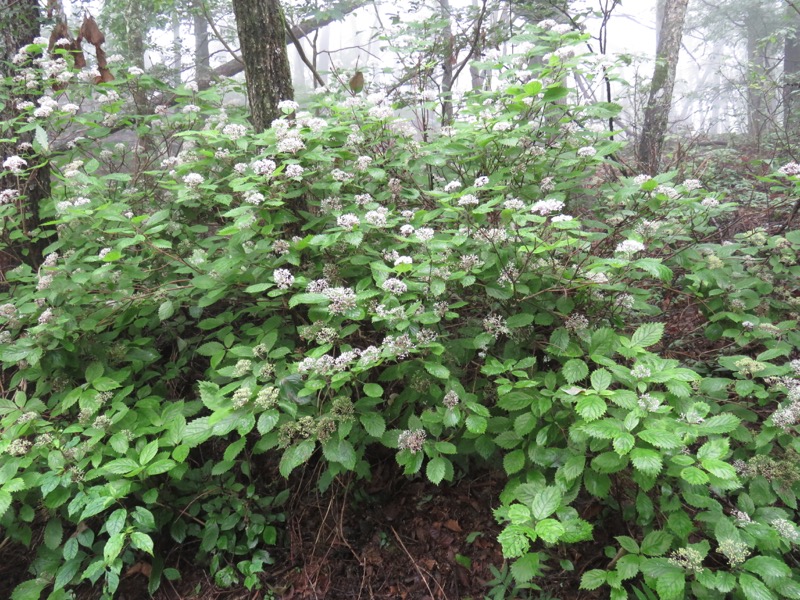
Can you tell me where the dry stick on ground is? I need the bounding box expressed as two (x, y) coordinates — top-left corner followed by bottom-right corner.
(390, 525), (448, 599)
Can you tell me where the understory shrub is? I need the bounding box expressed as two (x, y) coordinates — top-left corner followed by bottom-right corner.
(0, 22), (799, 599)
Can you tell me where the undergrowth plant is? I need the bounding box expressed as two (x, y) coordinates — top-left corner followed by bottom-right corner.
(0, 20), (799, 600)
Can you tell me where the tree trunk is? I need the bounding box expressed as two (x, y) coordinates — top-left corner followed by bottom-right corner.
(746, 7), (768, 144)
(439, 0), (455, 125)
(637, 0), (689, 175)
(784, 6), (800, 134)
(193, 2), (211, 88)
(0, 0), (50, 269)
(172, 9), (182, 85)
(231, 0), (294, 132)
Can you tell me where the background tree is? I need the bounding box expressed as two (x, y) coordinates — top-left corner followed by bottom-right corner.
(637, 0), (689, 174)
(231, 0), (294, 131)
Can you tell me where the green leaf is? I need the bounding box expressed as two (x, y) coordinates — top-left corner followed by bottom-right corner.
(510, 552), (542, 583)
(11, 579), (48, 600)
(701, 458), (737, 480)
(54, 558), (81, 590)
(743, 556), (791, 581)
(531, 486), (562, 520)
(656, 569), (685, 600)
(360, 413), (386, 438)
(680, 467), (709, 485)
(640, 530), (673, 556)
(322, 439), (357, 470)
(507, 313), (534, 328)
(363, 383), (383, 398)
(44, 518), (63, 550)
(104, 533), (126, 562)
(139, 439), (159, 465)
(279, 439), (315, 477)
(697, 414), (740, 435)
(465, 414), (487, 434)
(630, 448), (662, 476)
(106, 508), (127, 537)
(130, 532), (154, 555)
(424, 362), (450, 379)
(535, 519), (565, 543)
(257, 410), (279, 435)
(638, 429), (683, 449)
(616, 536), (639, 554)
(145, 459), (176, 476)
(426, 457), (447, 484)
(563, 359), (589, 383)
(504, 449), (526, 475)
(224, 437), (247, 462)
(158, 300), (174, 321)
(580, 569), (607, 591)
(576, 395), (606, 421)
(631, 322), (664, 348)
(591, 369), (612, 392)
(288, 292), (329, 308)
(616, 554), (640, 580)
(739, 573), (777, 600)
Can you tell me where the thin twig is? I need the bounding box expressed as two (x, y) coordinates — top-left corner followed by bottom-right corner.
(390, 526), (447, 599)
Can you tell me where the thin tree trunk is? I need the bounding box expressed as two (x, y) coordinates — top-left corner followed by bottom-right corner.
(746, 8), (767, 144)
(784, 6), (800, 133)
(637, 0), (689, 174)
(194, 2), (210, 87)
(231, 0), (294, 132)
(172, 9), (182, 85)
(439, 0), (455, 125)
(0, 0), (50, 268)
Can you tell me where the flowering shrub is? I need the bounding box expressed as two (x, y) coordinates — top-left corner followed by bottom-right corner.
(1, 26), (800, 600)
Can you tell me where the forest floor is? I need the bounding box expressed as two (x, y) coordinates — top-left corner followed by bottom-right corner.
(0, 453), (615, 599)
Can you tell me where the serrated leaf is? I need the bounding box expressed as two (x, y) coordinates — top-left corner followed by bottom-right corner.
(739, 573), (777, 600)
(322, 439), (357, 470)
(638, 429), (682, 449)
(742, 556), (791, 580)
(580, 569), (607, 590)
(130, 532), (154, 555)
(531, 486), (562, 520)
(424, 362), (450, 379)
(139, 439), (159, 465)
(11, 579), (48, 600)
(465, 414), (487, 434)
(158, 300), (174, 321)
(563, 359), (589, 383)
(697, 413), (740, 434)
(616, 554), (640, 580)
(680, 466), (709, 485)
(257, 410), (279, 435)
(224, 437), (246, 462)
(630, 448), (662, 476)
(507, 313), (534, 328)
(510, 552), (542, 583)
(426, 457), (447, 484)
(701, 458), (737, 480)
(535, 519), (565, 543)
(44, 518), (63, 550)
(288, 292), (329, 308)
(591, 369), (612, 392)
(656, 569), (685, 600)
(504, 449), (526, 475)
(360, 413), (386, 438)
(576, 395), (606, 421)
(279, 439), (315, 477)
(104, 533), (126, 562)
(631, 322), (664, 348)
(640, 530), (673, 556)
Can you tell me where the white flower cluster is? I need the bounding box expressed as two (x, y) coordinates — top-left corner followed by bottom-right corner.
(531, 198), (564, 215)
(253, 159), (276, 176)
(615, 240), (645, 254)
(273, 268), (294, 289)
(3, 155), (27, 174)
